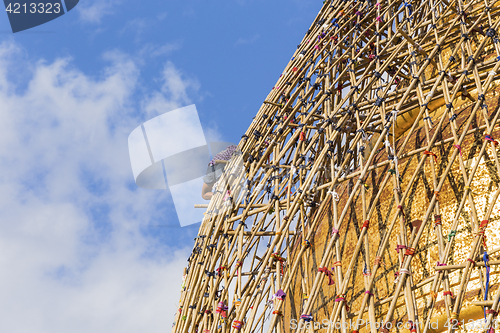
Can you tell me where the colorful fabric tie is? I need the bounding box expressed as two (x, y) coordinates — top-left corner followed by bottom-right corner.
(484, 251), (490, 321)
(318, 267), (335, 285)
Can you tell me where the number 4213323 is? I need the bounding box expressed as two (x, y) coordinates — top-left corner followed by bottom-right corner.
(6, 2), (62, 14)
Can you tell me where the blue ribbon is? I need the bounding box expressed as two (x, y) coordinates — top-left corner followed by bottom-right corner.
(484, 251), (490, 321)
(403, 2), (413, 15)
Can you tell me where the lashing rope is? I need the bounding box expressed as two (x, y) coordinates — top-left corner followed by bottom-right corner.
(300, 314), (313, 322)
(362, 220), (369, 229)
(484, 134), (499, 145)
(396, 244), (406, 253)
(423, 150), (438, 163)
(318, 267), (335, 285)
(232, 320), (243, 330)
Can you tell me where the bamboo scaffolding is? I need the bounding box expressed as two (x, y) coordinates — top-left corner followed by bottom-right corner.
(172, 1), (500, 333)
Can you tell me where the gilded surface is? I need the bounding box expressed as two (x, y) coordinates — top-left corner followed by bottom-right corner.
(286, 82), (500, 332)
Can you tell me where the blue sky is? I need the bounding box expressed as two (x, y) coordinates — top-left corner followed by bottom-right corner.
(0, 1), (320, 332)
(1, 0), (319, 139)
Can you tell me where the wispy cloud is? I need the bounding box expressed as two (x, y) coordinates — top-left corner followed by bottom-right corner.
(139, 42), (182, 59)
(157, 12), (168, 21)
(235, 34), (260, 46)
(119, 17), (150, 41)
(0, 41), (196, 332)
(78, 0), (123, 24)
(142, 61), (200, 119)
(119, 15), (176, 43)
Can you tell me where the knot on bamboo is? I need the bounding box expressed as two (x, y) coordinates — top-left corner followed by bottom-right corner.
(466, 258), (476, 267)
(300, 314), (313, 322)
(486, 309), (498, 317)
(404, 247), (416, 256)
(362, 220), (369, 229)
(434, 214), (442, 227)
(318, 267), (335, 285)
(232, 320), (243, 330)
(395, 244), (406, 253)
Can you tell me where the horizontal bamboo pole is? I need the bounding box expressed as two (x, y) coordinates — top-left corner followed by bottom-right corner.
(472, 301), (494, 306)
(434, 260), (500, 271)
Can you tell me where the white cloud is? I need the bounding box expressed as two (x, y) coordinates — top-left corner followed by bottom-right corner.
(235, 34), (260, 46)
(139, 42), (182, 59)
(142, 61), (200, 119)
(119, 17), (150, 41)
(78, 0), (122, 24)
(0, 41), (194, 332)
(157, 12), (168, 21)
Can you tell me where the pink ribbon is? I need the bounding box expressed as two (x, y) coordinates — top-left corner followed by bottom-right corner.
(396, 244), (406, 253)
